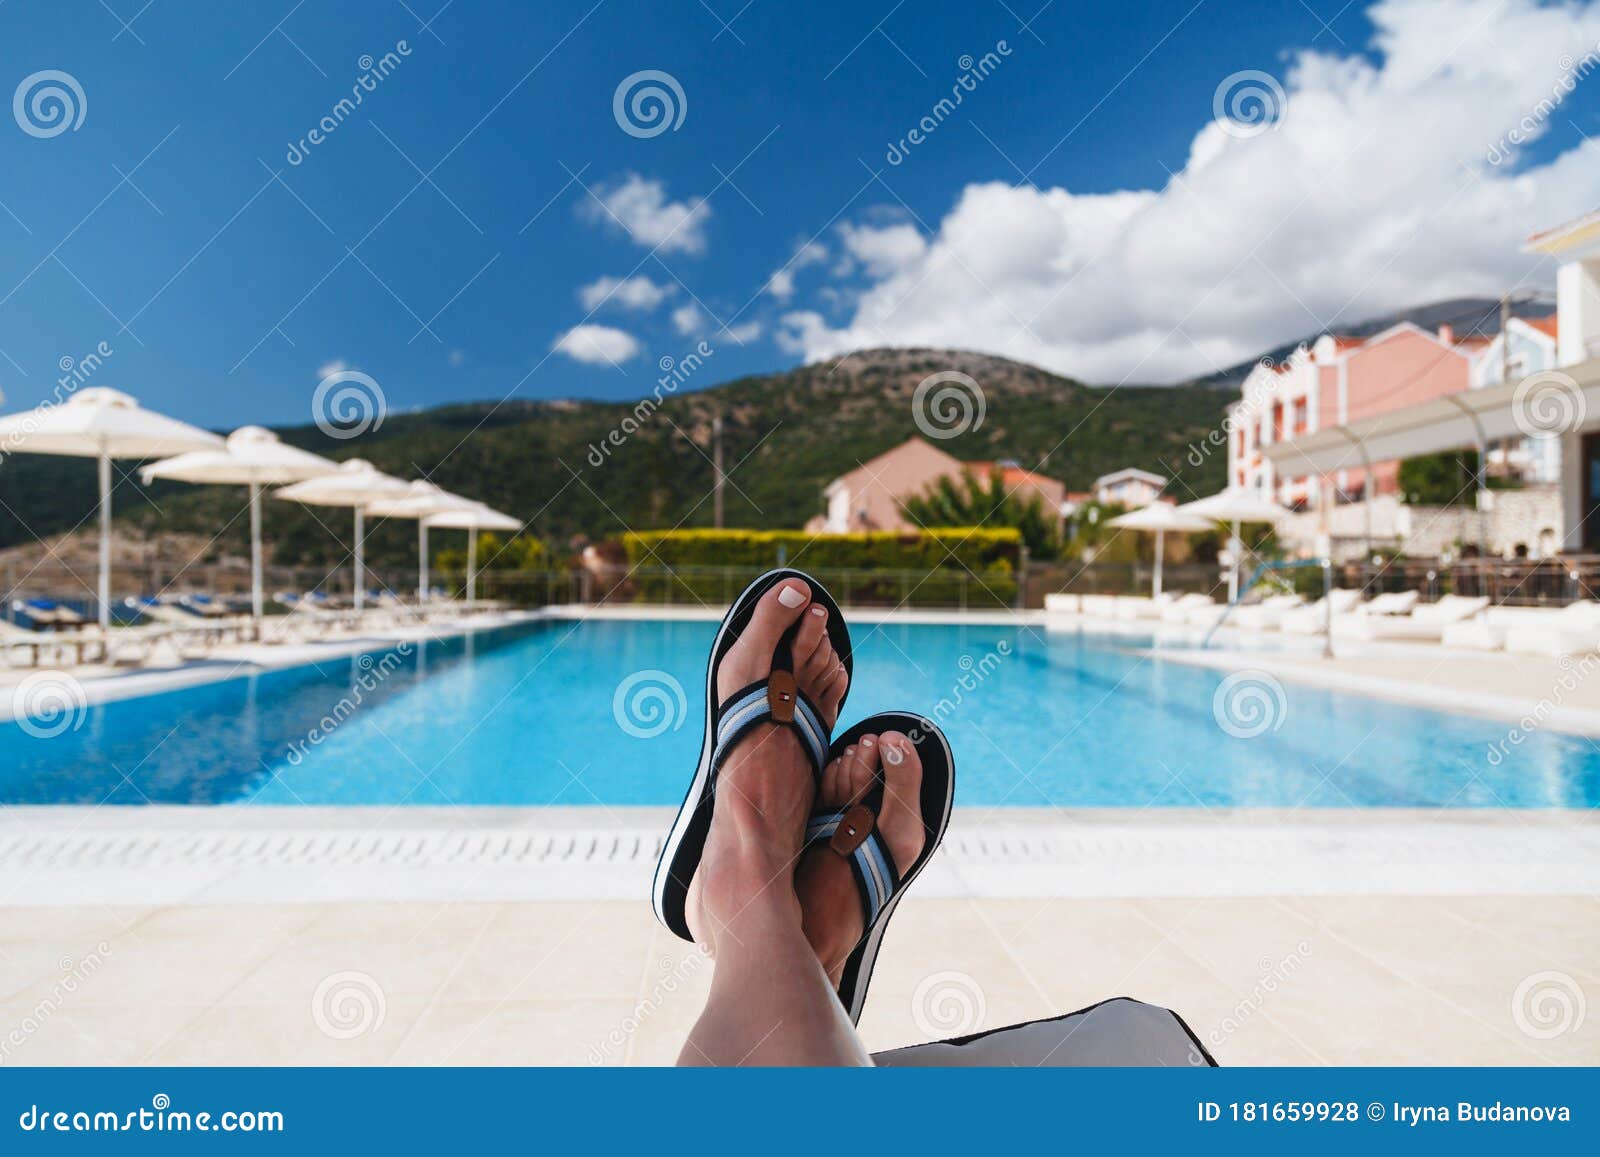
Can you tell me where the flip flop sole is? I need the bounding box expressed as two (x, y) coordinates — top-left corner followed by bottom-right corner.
(829, 711), (956, 1024)
(650, 568), (853, 942)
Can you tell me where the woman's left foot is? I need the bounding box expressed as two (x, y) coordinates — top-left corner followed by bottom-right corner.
(794, 731), (925, 984)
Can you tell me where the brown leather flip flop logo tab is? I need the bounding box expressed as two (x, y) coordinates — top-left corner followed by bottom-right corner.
(830, 804), (876, 856)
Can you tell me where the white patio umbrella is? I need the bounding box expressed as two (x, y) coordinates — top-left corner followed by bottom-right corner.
(274, 459), (409, 610)
(363, 481), (478, 602)
(419, 502), (521, 603)
(142, 426), (340, 622)
(1108, 503), (1215, 598)
(1177, 488), (1290, 602)
(0, 387), (224, 627)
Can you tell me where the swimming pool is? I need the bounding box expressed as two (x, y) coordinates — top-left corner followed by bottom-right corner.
(2, 616), (1596, 806)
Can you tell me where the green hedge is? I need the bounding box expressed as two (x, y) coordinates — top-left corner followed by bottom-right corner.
(619, 529), (1022, 607)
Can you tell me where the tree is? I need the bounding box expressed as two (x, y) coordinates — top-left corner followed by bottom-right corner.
(901, 470), (1062, 559)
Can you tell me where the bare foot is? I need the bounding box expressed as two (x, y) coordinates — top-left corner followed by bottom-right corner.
(685, 580), (849, 952)
(794, 730), (925, 984)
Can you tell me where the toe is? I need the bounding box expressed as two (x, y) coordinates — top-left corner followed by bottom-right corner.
(877, 731), (926, 872)
(844, 734), (880, 806)
(793, 603), (829, 669)
(718, 578), (811, 700)
(815, 658), (848, 723)
(820, 746), (853, 808)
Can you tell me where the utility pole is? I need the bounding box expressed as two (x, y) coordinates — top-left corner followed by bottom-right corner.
(712, 414), (724, 529)
(1500, 294), (1513, 384)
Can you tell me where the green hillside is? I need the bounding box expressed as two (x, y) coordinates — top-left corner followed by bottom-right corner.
(0, 348), (1233, 569)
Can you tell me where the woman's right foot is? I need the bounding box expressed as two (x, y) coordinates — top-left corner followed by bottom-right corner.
(794, 730), (925, 985)
(684, 579), (849, 953)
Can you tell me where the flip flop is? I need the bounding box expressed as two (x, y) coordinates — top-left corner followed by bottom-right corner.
(804, 711), (955, 1024)
(652, 569), (853, 942)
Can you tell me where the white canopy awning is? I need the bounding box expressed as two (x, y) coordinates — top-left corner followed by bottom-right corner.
(1260, 355), (1600, 477)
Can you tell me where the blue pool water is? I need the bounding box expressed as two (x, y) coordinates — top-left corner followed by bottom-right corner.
(2, 618), (1596, 807)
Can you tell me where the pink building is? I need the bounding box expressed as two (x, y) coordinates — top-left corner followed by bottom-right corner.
(1227, 323), (1485, 508)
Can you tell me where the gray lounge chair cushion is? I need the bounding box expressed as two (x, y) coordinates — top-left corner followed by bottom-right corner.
(872, 997), (1216, 1067)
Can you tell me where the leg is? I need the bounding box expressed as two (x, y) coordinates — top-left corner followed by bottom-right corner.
(677, 579), (866, 1066)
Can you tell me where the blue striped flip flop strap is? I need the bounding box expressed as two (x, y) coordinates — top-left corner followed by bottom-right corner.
(804, 804), (902, 927)
(711, 673), (829, 780)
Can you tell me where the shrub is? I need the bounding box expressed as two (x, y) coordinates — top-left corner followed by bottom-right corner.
(620, 528), (1022, 607)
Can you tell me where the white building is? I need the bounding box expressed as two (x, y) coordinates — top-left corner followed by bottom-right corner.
(1468, 315), (1561, 484)
(1091, 467), (1166, 508)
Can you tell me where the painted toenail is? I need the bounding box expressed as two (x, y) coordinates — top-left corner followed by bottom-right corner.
(860, 737), (874, 748)
(810, 605), (826, 618)
(777, 584), (806, 608)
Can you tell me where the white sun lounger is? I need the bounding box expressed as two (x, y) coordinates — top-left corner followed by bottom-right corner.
(1078, 594), (1119, 618)
(1159, 593), (1214, 623)
(1337, 594), (1489, 641)
(1503, 601), (1600, 657)
(1279, 588), (1366, 635)
(1043, 593), (1081, 614)
(1228, 592), (1307, 631)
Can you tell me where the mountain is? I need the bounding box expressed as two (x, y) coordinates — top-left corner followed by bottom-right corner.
(0, 348), (1234, 570)
(1179, 296), (1558, 391)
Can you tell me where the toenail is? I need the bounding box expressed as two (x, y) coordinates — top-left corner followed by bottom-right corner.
(778, 584), (806, 608)
(883, 744), (905, 765)
(810, 605), (826, 618)
(860, 737), (874, 748)
(845, 746), (856, 755)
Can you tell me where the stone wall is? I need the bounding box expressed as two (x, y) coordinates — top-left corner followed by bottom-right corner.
(1279, 486), (1564, 561)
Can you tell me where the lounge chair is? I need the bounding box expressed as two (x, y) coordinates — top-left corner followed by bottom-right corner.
(1228, 592), (1306, 631)
(1503, 601), (1600, 657)
(1078, 594), (1119, 618)
(1337, 594), (1489, 641)
(124, 598), (246, 650)
(1279, 589), (1365, 635)
(13, 598), (88, 629)
(1043, 593), (1082, 615)
(1160, 593), (1214, 623)
(1440, 605), (1558, 651)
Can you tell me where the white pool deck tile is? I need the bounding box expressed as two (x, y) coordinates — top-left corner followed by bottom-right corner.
(0, 807), (1595, 1066)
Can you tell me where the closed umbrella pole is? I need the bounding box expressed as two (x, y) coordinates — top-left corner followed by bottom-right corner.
(97, 447), (112, 627)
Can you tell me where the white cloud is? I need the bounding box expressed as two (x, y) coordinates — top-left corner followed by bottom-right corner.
(316, 358), (351, 379)
(552, 324), (640, 366)
(581, 174), (710, 255)
(837, 222), (927, 277)
(671, 303), (705, 336)
(765, 241), (830, 300)
(718, 320), (762, 345)
(788, 0), (1600, 382)
(579, 275), (674, 311)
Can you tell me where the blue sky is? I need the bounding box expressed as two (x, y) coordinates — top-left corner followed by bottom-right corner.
(0, 0), (1597, 427)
